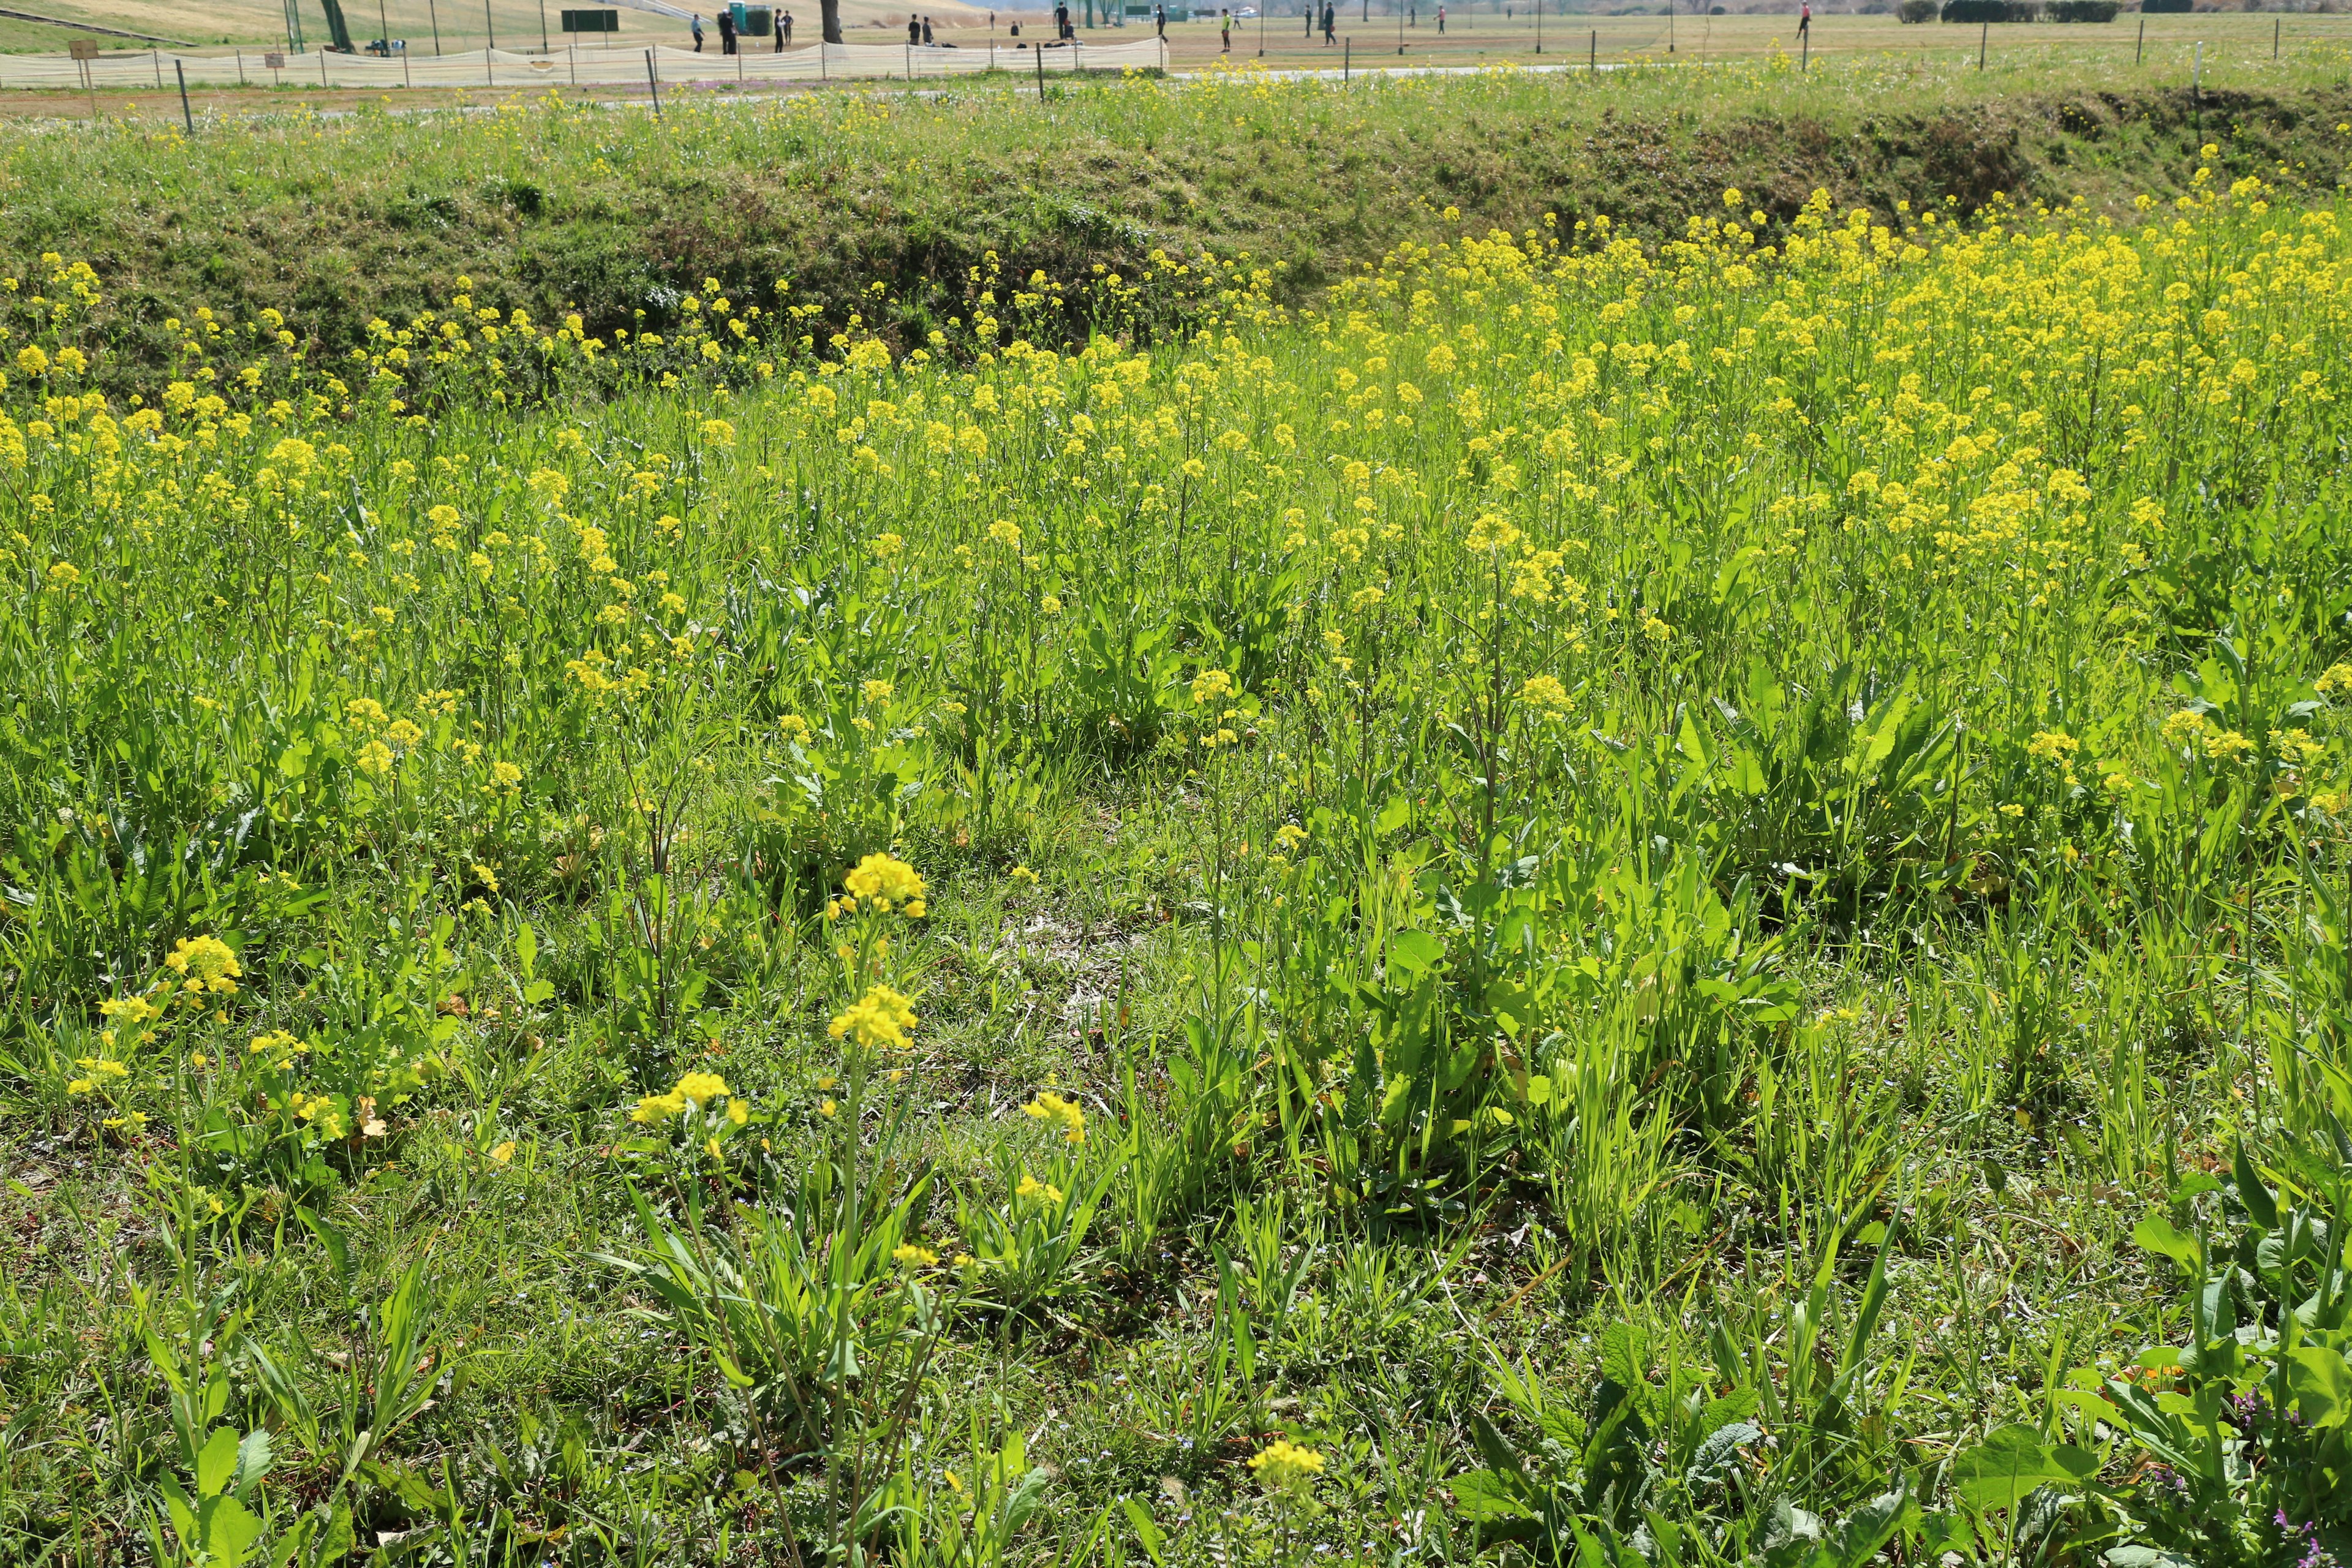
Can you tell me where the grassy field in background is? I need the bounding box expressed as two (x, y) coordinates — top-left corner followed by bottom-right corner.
(4, 52), (2352, 1568)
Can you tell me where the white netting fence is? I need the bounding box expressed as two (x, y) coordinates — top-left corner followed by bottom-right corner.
(7, 36), (1169, 91)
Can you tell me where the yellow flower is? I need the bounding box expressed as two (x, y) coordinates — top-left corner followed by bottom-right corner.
(860, 678), (895, 706)
(1021, 1090), (1087, 1145)
(829, 984), (918, 1050)
(842, 853), (926, 916)
(1191, 668), (1235, 706)
(892, 1243), (940, 1268)
(488, 1140), (516, 1164)
(165, 935), (241, 993)
(356, 740), (396, 777)
(1248, 1439), (1325, 1488)
(676, 1071), (730, 1106)
(1465, 512), (1520, 553)
(2024, 730), (2079, 763)
(1519, 674), (1572, 715)
(1009, 864), (1039, 884)
(1014, 1173), (1065, 1205)
(630, 1090), (688, 1123)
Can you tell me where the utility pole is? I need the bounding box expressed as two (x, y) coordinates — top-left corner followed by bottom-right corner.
(484, 0), (496, 51)
(429, 0), (442, 52)
(541, 0), (552, 51)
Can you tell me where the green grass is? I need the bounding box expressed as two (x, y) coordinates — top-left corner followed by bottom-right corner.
(2, 63), (2352, 1568)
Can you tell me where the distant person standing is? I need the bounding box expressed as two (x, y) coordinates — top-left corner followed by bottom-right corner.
(1155, 2), (1166, 32)
(1221, 7), (1232, 48)
(1436, 2), (1444, 30)
(1796, 1), (1810, 36)
(908, 15), (921, 42)
(717, 6), (736, 51)
(690, 12), (706, 48)
(922, 14), (934, 40)
(778, 9), (791, 45)
(1409, 4), (1415, 23)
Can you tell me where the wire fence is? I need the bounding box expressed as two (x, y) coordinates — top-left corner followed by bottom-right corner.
(6, 36), (1172, 91)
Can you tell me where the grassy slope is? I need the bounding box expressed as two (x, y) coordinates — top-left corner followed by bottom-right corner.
(4, 59), (2348, 396)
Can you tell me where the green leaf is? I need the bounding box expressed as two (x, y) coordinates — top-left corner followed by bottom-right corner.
(195, 1425), (241, 1499)
(2104, 1548), (2198, 1568)
(1387, 929), (1442, 979)
(1121, 1497), (1165, 1564)
(2286, 1346), (2352, 1428)
(234, 1427), (274, 1498)
(1948, 1425), (2095, 1513)
(205, 1494), (262, 1567)
(515, 921), (537, 978)
(1448, 1468), (1539, 1523)
(2233, 1143), (2278, 1232)
(2132, 1215), (2200, 1273)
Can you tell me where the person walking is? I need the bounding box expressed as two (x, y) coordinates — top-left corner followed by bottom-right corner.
(1220, 7), (1232, 48)
(1321, 0), (1334, 42)
(1796, 1), (1810, 37)
(1155, 1), (1165, 32)
(1435, 2), (1444, 30)
(716, 6), (736, 52)
(778, 8), (791, 45)
(690, 12), (705, 48)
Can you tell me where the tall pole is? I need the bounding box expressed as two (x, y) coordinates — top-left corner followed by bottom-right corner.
(1534, 0), (1540, 52)
(1259, 2), (1264, 53)
(378, 0), (390, 55)
(429, 0), (442, 52)
(1977, 18), (1985, 69)
(2135, 15), (2142, 64)
(541, 0), (552, 51)
(646, 46), (661, 109)
(484, 0), (496, 51)
(1396, 0), (1402, 53)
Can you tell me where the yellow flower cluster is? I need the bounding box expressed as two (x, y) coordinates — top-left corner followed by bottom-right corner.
(838, 852), (925, 917)
(828, 984), (918, 1052)
(630, 1069), (750, 1124)
(1021, 1090), (1087, 1145)
(1248, 1439), (1325, 1488)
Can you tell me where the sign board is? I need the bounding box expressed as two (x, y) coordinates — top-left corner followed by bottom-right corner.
(69, 38), (100, 59)
(560, 9), (620, 31)
(263, 50), (287, 67)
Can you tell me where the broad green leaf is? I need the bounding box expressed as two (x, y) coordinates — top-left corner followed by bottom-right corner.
(1948, 1424), (2095, 1513)
(2286, 1346), (2352, 1428)
(1447, 1468), (1538, 1523)
(1387, 929), (1443, 979)
(1122, 1497), (1166, 1564)
(195, 1425), (241, 1499)
(2132, 1215), (2199, 1272)
(2233, 1144), (2278, 1232)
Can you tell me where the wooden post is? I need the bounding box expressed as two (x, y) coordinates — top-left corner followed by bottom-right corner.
(175, 58), (192, 131)
(1035, 37), (1044, 95)
(646, 46), (662, 110)
(2135, 15), (2143, 64)
(1977, 18), (1985, 70)
(1589, 25), (1594, 74)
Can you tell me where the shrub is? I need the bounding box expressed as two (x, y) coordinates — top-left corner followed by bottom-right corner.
(1942, 0), (2039, 18)
(1898, 0), (1938, 20)
(2139, 0), (2193, 10)
(2048, 0), (2118, 17)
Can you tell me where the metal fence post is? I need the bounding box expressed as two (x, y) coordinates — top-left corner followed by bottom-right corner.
(175, 58), (192, 130)
(646, 47), (661, 111)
